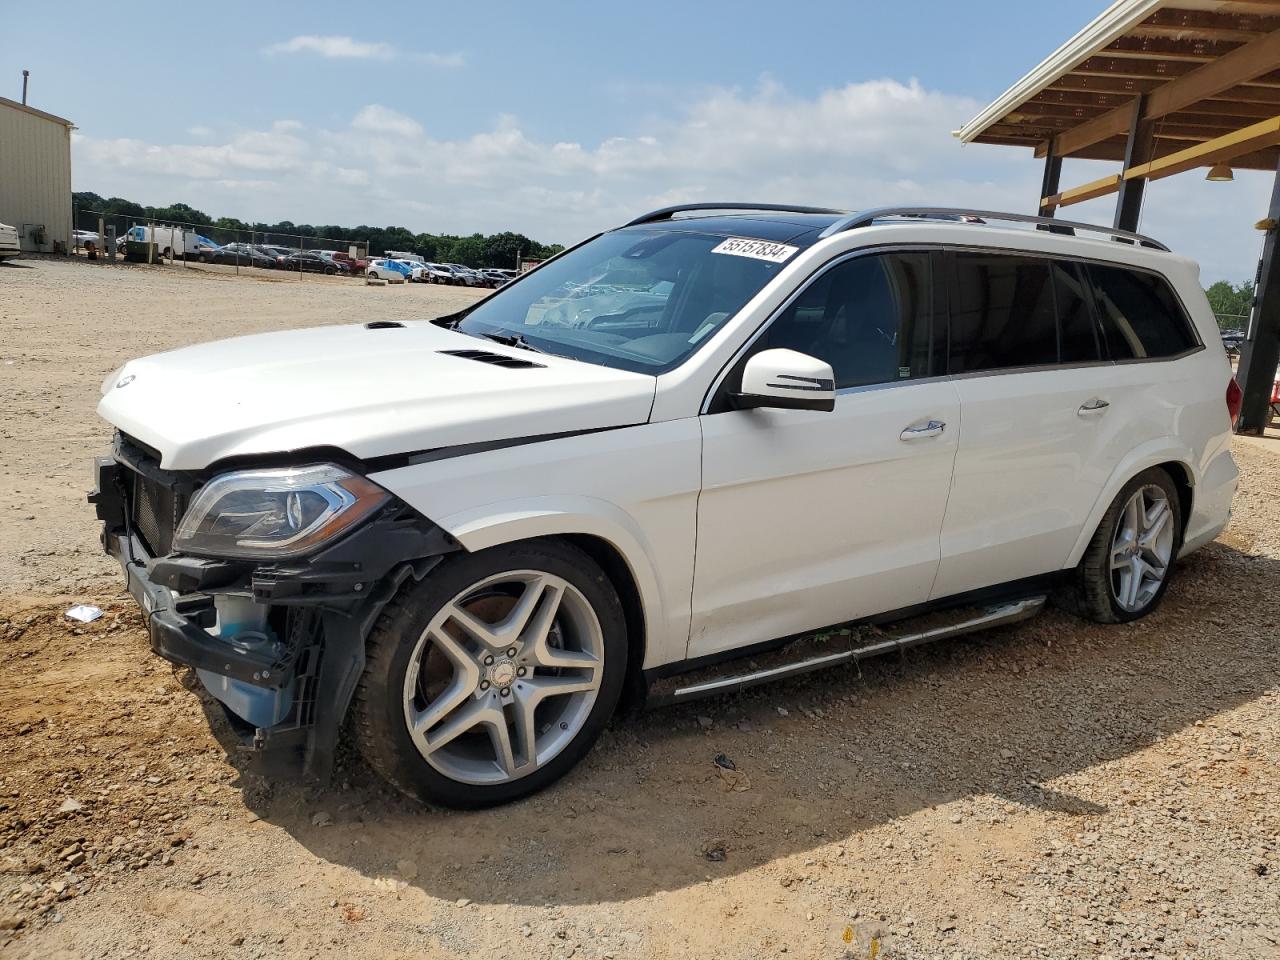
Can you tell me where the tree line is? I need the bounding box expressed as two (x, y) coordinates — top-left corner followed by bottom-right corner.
(1206, 279), (1254, 331)
(72, 192), (565, 269)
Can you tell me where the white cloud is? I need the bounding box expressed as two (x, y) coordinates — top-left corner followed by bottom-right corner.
(261, 35), (463, 66)
(415, 51), (466, 68)
(186, 125), (213, 138)
(264, 35), (396, 60)
(351, 105), (423, 138)
(70, 78), (1260, 283)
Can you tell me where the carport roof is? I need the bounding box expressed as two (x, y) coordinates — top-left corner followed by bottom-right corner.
(955, 0), (1280, 172)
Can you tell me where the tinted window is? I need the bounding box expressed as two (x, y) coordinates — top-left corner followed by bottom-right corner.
(1088, 265), (1198, 359)
(1053, 261), (1101, 364)
(949, 254), (1057, 372)
(759, 252), (934, 389)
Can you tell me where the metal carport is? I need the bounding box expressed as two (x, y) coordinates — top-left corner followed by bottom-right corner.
(956, 0), (1280, 433)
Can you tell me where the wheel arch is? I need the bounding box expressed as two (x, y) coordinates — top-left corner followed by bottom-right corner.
(1155, 459), (1194, 547)
(1066, 441), (1197, 568)
(562, 533), (648, 710)
(434, 498), (679, 672)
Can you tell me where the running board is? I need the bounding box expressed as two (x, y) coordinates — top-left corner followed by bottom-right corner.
(647, 596), (1046, 707)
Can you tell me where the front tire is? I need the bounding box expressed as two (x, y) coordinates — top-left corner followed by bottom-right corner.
(353, 539), (627, 808)
(1067, 467), (1181, 623)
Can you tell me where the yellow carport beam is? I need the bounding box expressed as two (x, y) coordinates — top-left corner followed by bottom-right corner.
(1041, 115), (1280, 210)
(1040, 174), (1122, 211)
(1124, 115), (1280, 183)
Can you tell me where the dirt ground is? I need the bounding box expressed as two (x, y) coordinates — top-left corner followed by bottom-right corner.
(1, 256), (1277, 960)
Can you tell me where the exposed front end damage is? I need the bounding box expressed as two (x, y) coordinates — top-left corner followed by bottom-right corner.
(90, 433), (459, 779)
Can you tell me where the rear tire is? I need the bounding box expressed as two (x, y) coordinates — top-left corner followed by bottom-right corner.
(1065, 467), (1181, 623)
(353, 539), (628, 808)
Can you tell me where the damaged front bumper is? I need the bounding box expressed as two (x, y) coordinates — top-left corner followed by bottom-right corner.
(90, 450), (457, 779)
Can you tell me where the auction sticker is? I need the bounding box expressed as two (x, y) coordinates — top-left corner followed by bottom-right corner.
(711, 237), (799, 264)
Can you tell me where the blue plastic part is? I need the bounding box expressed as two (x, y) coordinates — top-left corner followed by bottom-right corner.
(197, 619), (292, 728)
(197, 668), (294, 728)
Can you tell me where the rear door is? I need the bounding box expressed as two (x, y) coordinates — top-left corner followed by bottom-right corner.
(931, 251), (1127, 599)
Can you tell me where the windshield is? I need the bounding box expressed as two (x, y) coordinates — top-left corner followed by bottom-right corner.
(453, 229), (787, 374)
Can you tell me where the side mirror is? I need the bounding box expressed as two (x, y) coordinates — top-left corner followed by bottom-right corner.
(732, 348), (836, 413)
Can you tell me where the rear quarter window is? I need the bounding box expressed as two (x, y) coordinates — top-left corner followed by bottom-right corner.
(1087, 265), (1199, 360)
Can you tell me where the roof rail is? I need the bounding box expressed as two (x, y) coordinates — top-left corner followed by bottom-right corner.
(817, 206), (1169, 251)
(622, 202), (850, 228)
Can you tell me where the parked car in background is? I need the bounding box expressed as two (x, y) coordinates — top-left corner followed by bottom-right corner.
(392, 259), (432, 282)
(281, 251), (346, 275)
(0, 222), (20, 262)
(423, 263), (455, 284)
(73, 229), (101, 247)
(205, 243), (276, 269)
(325, 251), (367, 275)
(479, 269), (512, 287)
(445, 263), (485, 286)
(255, 245), (294, 267)
(366, 257), (411, 283)
(385, 250), (424, 265)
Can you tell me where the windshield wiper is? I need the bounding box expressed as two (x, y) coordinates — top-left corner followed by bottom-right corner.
(477, 331), (547, 354)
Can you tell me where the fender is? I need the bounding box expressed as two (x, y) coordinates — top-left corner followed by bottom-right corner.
(1064, 436), (1197, 568)
(369, 419), (703, 672)
(431, 495), (685, 670)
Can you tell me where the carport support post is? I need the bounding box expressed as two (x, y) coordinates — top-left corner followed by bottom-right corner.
(1235, 157), (1280, 434)
(1039, 141), (1061, 216)
(1113, 95), (1153, 233)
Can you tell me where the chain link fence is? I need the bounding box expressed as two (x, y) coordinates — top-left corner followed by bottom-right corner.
(71, 208), (368, 279)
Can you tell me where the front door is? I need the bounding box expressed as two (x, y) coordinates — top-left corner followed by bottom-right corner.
(689, 250), (959, 658)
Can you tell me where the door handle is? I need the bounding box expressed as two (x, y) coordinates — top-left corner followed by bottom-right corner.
(900, 419), (946, 441)
(1078, 398), (1110, 417)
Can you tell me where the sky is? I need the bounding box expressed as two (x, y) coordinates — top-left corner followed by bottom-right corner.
(1, 0), (1270, 284)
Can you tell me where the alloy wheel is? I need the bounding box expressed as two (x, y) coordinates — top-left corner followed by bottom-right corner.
(402, 570), (604, 785)
(1110, 484), (1174, 613)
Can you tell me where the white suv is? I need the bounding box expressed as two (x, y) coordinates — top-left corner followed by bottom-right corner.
(91, 205), (1239, 808)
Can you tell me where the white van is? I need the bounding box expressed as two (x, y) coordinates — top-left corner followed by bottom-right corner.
(125, 225), (203, 258)
(385, 250), (424, 264)
(91, 205), (1238, 808)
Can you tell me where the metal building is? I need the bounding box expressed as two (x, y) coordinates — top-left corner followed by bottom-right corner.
(956, 0), (1280, 433)
(0, 95), (73, 254)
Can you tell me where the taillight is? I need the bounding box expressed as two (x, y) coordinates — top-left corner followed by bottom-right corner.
(1226, 376), (1243, 426)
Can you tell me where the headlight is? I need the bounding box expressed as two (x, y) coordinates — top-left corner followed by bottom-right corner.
(174, 464), (390, 560)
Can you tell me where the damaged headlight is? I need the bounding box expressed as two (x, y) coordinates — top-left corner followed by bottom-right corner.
(174, 464), (390, 560)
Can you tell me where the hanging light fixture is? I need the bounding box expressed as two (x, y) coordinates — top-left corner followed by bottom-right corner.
(1206, 163), (1234, 182)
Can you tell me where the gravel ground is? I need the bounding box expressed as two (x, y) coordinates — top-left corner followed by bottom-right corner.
(0, 256), (485, 594)
(0, 257), (1277, 959)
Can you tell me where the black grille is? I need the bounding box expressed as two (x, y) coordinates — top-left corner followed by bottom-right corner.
(132, 472), (184, 556)
(116, 433), (193, 558)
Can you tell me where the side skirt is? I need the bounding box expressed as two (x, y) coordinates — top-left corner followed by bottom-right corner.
(644, 596), (1046, 708)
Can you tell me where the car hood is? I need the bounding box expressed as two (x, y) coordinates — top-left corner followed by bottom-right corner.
(97, 321), (656, 470)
